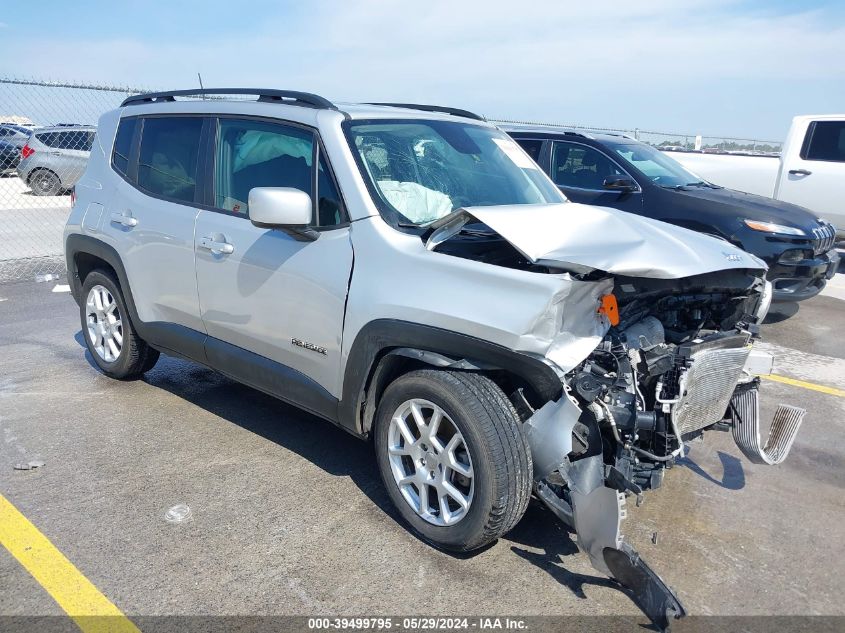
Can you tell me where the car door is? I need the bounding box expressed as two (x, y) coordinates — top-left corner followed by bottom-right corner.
(102, 115), (206, 334)
(777, 119), (845, 231)
(194, 116), (353, 404)
(549, 140), (643, 213)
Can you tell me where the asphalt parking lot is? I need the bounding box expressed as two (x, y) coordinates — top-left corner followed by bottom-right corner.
(1, 270), (844, 627)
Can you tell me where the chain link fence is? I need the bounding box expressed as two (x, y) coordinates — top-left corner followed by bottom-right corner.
(491, 118), (783, 156)
(0, 77), (784, 284)
(0, 78), (145, 283)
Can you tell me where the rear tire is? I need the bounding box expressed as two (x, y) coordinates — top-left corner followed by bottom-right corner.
(374, 369), (532, 552)
(29, 169), (62, 196)
(80, 270), (159, 379)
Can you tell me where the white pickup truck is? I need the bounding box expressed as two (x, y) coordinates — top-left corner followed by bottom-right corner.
(668, 115), (845, 238)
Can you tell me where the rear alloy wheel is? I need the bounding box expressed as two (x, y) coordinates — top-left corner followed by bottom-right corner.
(86, 284), (124, 363)
(30, 169), (62, 196)
(79, 270), (159, 379)
(374, 369), (532, 552)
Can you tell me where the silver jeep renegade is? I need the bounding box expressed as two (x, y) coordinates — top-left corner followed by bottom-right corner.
(64, 89), (804, 629)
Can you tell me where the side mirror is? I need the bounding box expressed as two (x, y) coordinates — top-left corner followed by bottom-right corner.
(249, 187), (312, 227)
(248, 187), (317, 241)
(603, 176), (637, 192)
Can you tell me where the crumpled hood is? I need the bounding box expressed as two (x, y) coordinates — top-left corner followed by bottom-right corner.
(448, 202), (767, 279)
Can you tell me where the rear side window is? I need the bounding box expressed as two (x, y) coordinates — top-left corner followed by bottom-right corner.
(58, 131), (95, 151)
(138, 117), (203, 203)
(35, 132), (58, 147)
(803, 121), (845, 163)
(112, 118), (137, 178)
(36, 130), (94, 151)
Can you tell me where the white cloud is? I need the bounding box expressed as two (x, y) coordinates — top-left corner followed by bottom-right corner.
(1, 0), (842, 137)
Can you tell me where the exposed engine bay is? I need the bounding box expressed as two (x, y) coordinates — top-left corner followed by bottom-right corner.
(423, 205), (806, 631)
(572, 271), (766, 483)
(524, 271), (805, 631)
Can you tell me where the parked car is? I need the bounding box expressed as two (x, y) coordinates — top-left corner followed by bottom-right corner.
(0, 123), (34, 172)
(17, 125), (96, 195)
(666, 115), (845, 237)
(65, 89), (804, 629)
(0, 139), (22, 174)
(506, 127), (839, 301)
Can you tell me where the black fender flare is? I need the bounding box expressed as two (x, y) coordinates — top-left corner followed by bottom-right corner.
(66, 233), (139, 319)
(337, 319), (563, 436)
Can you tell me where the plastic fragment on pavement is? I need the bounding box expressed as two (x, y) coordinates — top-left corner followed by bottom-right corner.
(164, 504), (192, 523)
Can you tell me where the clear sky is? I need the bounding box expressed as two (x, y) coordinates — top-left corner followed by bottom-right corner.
(1, 0), (842, 140)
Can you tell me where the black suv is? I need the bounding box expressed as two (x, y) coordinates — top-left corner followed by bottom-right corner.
(507, 126), (839, 301)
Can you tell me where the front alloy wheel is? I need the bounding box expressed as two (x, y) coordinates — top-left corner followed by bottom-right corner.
(387, 398), (474, 526)
(374, 369), (532, 552)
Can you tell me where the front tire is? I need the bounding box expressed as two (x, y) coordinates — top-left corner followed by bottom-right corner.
(80, 270), (159, 379)
(374, 369), (532, 552)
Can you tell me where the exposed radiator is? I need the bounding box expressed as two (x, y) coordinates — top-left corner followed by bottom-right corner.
(671, 334), (751, 437)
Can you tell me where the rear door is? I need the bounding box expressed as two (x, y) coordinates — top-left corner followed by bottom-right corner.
(193, 116), (353, 401)
(102, 115), (206, 334)
(549, 140), (644, 213)
(777, 119), (845, 231)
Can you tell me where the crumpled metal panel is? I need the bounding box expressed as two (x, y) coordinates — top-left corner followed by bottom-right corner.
(342, 217), (616, 382)
(460, 203), (767, 279)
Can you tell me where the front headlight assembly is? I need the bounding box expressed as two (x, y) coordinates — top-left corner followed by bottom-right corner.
(743, 219), (806, 236)
(755, 279), (773, 323)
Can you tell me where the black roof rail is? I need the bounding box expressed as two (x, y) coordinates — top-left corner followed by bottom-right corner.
(121, 88), (336, 110)
(366, 102), (485, 122)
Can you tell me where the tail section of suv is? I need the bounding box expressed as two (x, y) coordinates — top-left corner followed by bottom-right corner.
(65, 90), (804, 628)
(17, 125), (95, 195)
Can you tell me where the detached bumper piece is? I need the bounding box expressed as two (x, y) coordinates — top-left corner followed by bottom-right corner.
(536, 453), (687, 632)
(730, 385), (805, 465)
(604, 543), (686, 632)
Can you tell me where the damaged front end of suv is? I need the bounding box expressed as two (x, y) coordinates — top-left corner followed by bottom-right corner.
(426, 203), (805, 630)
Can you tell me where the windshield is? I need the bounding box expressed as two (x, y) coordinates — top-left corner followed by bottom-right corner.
(345, 119), (564, 225)
(606, 141), (705, 188)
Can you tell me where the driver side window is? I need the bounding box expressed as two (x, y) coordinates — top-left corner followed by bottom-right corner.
(552, 142), (624, 190)
(213, 118), (347, 227)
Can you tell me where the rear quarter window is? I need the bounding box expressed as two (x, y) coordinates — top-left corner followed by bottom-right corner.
(112, 119), (137, 178)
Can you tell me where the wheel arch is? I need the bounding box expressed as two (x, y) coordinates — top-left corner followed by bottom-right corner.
(65, 234), (141, 324)
(338, 319), (563, 437)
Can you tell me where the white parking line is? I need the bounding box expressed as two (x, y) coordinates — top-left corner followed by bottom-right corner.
(51, 284), (70, 293)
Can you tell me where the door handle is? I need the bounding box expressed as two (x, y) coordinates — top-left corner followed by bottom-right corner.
(788, 169), (812, 176)
(199, 236), (234, 255)
(110, 211), (138, 227)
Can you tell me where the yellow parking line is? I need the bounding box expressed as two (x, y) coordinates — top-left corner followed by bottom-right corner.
(0, 493), (140, 633)
(762, 374), (845, 398)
